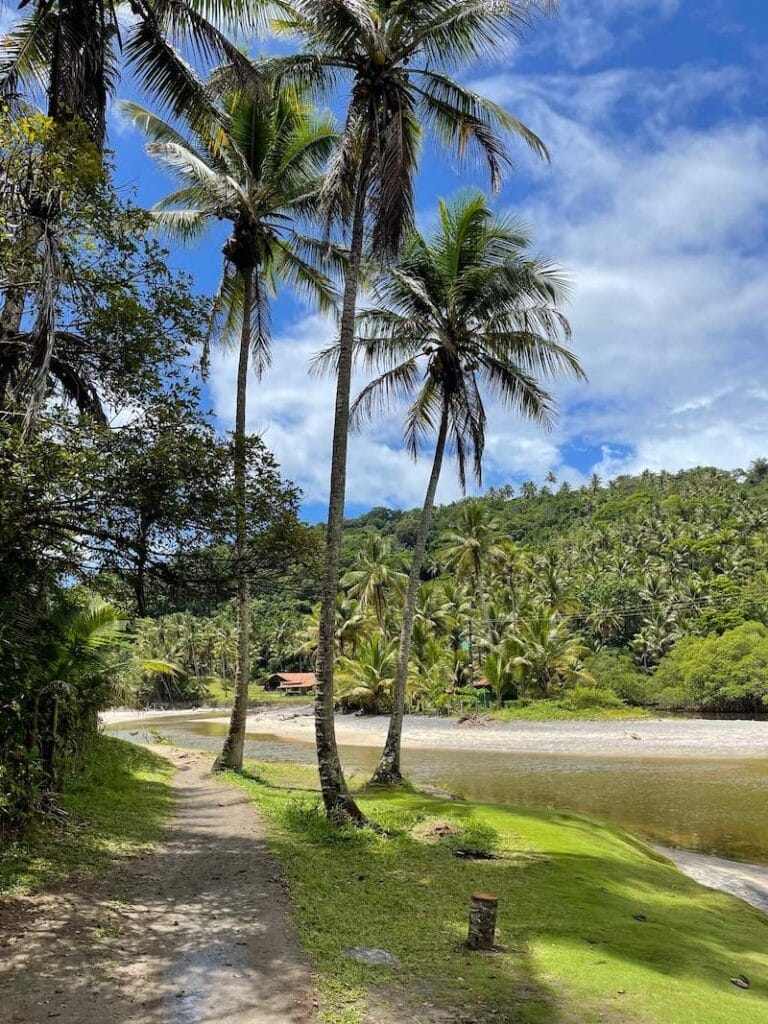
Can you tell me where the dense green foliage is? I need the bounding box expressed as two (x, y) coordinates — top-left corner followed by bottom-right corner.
(653, 622), (768, 713)
(0, 737), (173, 896)
(0, 110), (306, 825)
(133, 462), (768, 718)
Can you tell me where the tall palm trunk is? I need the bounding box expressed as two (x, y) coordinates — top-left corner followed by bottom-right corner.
(315, 167), (369, 823)
(372, 402), (449, 785)
(214, 268), (252, 772)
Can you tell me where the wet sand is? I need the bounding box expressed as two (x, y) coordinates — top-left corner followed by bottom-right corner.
(655, 846), (768, 913)
(186, 707), (768, 759)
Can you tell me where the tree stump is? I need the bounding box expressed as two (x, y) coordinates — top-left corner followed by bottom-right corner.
(466, 891), (498, 949)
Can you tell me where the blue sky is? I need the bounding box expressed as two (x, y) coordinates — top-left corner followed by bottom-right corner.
(25, 0), (768, 521)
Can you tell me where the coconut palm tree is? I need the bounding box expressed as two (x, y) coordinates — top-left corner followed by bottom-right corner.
(342, 533), (406, 631)
(272, 0), (555, 820)
(0, 0), (260, 149)
(439, 503), (506, 588)
(482, 649), (517, 708)
(438, 501), (508, 671)
(124, 82), (337, 771)
(0, 0), (264, 411)
(336, 631), (397, 715)
(343, 191), (584, 784)
(505, 606), (591, 697)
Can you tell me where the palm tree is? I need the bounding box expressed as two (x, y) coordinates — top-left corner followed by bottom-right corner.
(1, 0), (259, 149)
(125, 82), (337, 771)
(439, 501), (507, 670)
(0, 1), (263, 410)
(345, 191), (584, 784)
(440, 503), (506, 588)
(505, 606), (591, 697)
(342, 533), (406, 631)
(482, 649), (517, 708)
(273, 0), (555, 819)
(336, 631), (397, 715)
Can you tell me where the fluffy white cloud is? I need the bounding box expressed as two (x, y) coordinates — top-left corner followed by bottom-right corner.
(477, 63), (768, 483)
(208, 314), (477, 510)
(207, 59), (768, 512)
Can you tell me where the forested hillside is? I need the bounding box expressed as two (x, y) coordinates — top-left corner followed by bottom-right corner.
(131, 461), (768, 717)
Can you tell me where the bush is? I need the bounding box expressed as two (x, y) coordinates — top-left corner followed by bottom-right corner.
(584, 650), (659, 706)
(441, 820), (499, 859)
(563, 685), (624, 710)
(653, 622), (768, 713)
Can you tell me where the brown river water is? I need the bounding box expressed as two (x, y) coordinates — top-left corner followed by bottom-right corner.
(108, 713), (768, 867)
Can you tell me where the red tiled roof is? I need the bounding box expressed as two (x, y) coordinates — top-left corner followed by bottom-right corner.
(274, 672), (317, 690)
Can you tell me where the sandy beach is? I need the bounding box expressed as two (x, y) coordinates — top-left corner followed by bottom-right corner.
(180, 706), (768, 759)
(102, 706), (768, 758)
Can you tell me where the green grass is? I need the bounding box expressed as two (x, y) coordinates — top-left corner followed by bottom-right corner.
(202, 680), (311, 708)
(225, 759), (768, 1024)
(487, 702), (650, 721)
(0, 736), (174, 897)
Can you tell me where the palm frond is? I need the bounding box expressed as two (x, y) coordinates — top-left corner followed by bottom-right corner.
(349, 358), (421, 431)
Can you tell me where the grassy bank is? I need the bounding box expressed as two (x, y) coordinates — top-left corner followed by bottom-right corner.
(486, 702), (650, 722)
(0, 736), (174, 897)
(195, 680), (311, 708)
(226, 760), (768, 1024)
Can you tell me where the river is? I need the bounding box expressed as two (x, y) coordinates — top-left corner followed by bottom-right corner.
(107, 710), (768, 869)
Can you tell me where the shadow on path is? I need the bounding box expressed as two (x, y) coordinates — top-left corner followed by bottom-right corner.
(0, 750), (315, 1024)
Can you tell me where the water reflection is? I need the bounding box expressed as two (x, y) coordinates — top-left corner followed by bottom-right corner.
(109, 715), (768, 866)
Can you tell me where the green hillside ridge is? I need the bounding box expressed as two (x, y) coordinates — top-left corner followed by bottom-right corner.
(128, 463), (768, 717)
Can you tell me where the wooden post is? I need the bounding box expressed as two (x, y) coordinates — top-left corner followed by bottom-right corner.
(467, 891), (498, 950)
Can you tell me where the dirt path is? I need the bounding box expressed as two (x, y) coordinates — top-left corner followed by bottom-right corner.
(0, 749), (315, 1024)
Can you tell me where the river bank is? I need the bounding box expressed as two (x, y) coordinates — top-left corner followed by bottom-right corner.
(103, 710), (768, 911)
(184, 706), (768, 758)
(225, 758), (768, 1024)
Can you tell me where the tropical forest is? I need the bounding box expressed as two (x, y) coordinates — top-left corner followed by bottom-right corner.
(1, 2), (767, 1024)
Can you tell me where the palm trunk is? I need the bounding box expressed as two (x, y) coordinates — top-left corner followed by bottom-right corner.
(372, 403), (449, 785)
(315, 165), (369, 824)
(215, 268), (252, 772)
(135, 515), (149, 618)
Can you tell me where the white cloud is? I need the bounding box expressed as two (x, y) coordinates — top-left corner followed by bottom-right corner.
(546, 0), (682, 69)
(206, 60), (768, 511)
(476, 64), (768, 485)
(208, 314), (475, 510)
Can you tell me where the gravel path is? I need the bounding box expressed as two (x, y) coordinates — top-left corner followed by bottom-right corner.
(0, 749), (315, 1024)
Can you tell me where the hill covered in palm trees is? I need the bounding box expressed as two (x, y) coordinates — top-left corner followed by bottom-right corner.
(133, 460), (768, 717)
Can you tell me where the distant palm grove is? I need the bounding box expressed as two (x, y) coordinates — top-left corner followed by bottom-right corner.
(132, 462), (768, 724)
(1, 0), (766, 832)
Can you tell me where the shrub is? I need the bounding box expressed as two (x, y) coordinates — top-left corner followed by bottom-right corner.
(653, 622), (768, 713)
(584, 650), (659, 706)
(441, 820), (499, 859)
(563, 685), (624, 710)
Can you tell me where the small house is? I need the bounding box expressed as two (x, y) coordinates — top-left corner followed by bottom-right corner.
(265, 672), (318, 696)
